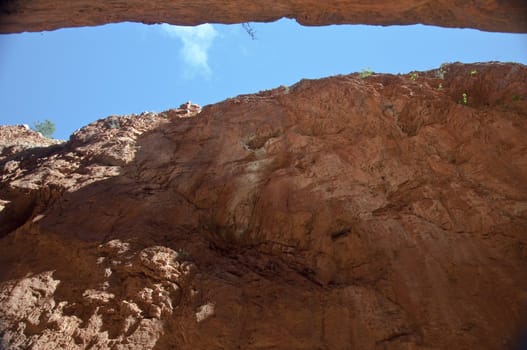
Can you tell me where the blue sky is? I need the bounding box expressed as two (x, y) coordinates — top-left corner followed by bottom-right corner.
(0, 19), (526, 139)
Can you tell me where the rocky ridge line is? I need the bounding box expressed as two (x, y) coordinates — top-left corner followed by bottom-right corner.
(0, 63), (526, 349)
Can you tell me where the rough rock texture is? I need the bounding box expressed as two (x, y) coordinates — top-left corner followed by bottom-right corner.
(1, 0), (527, 34)
(1, 63), (527, 349)
(0, 125), (63, 162)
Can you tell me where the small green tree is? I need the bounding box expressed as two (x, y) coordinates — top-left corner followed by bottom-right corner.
(359, 68), (373, 78)
(33, 119), (56, 138)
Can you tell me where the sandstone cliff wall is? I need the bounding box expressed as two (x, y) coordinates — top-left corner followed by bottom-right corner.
(1, 63), (526, 349)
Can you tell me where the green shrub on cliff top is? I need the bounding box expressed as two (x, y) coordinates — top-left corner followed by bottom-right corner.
(33, 119), (56, 138)
(360, 68), (373, 78)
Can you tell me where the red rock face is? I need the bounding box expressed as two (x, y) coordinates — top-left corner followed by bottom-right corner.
(1, 0), (526, 33)
(1, 62), (526, 349)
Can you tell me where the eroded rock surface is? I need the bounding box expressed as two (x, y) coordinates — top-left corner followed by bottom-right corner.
(1, 0), (527, 34)
(1, 63), (527, 349)
(0, 125), (63, 162)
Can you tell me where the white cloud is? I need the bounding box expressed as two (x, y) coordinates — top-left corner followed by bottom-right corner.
(160, 23), (218, 77)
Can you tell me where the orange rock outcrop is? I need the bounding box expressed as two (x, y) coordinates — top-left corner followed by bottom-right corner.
(1, 63), (526, 349)
(1, 0), (527, 33)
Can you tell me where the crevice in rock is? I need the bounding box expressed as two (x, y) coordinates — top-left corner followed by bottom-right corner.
(0, 185), (64, 237)
(375, 331), (415, 344)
